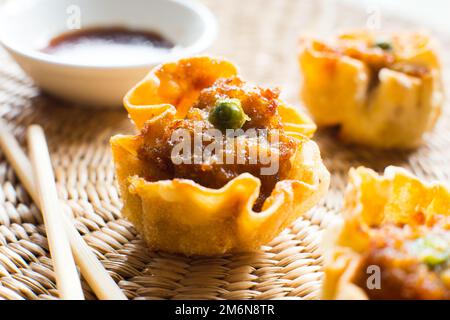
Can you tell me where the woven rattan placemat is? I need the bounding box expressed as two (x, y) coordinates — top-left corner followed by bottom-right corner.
(0, 0), (449, 300)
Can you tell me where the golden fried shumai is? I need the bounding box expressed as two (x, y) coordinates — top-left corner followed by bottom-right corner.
(322, 166), (450, 300)
(111, 56), (330, 255)
(299, 30), (444, 149)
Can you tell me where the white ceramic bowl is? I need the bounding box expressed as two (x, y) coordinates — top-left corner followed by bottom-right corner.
(0, 0), (217, 108)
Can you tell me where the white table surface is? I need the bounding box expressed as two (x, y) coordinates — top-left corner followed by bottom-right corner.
(342, 0), (450, 35)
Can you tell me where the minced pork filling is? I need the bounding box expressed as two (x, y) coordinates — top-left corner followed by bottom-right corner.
(138, 77), (299, 211)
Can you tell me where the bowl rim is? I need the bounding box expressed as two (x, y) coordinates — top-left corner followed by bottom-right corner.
(0, 0), (217, 70)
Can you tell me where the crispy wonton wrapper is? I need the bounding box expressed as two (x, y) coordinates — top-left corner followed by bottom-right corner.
(299, 30), (444, 149)
(322, 166), (450, 299)
(111, 56), (330, 255)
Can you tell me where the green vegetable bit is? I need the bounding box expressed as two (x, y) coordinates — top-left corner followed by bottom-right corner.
(373, 40), (393, 51)
(208, 98), (250, 131)
(408, 233), (450, 267)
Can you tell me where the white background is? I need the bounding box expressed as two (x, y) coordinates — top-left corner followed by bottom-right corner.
(343, 0), (450, 34)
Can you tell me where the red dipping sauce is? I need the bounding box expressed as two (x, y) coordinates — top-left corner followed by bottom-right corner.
(42, 26), (175, 66)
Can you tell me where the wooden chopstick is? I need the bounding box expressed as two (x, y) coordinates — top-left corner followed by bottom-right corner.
(27, 125), (84, 300)
(0, 119), (127, 300)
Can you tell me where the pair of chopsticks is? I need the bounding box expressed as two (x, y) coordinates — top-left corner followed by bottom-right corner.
(0, 119), (127, 300)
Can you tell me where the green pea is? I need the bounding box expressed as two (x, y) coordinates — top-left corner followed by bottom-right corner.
(208, 98), (250, 131)
(374, 40), (393, 51)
